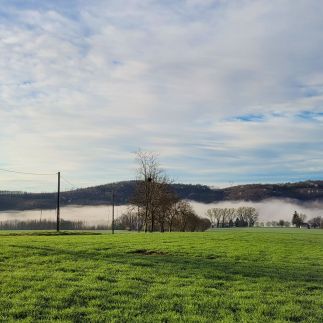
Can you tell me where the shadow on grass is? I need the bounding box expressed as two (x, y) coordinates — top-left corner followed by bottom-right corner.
(9, 244), (323, 284)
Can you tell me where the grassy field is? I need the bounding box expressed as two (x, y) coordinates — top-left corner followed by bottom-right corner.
(0, 229), (322, 322)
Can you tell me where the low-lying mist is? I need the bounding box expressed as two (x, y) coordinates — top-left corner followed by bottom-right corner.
(0, 199), (322, 226)
(0, 205), (128, 226)
(192, 199), (323, 222)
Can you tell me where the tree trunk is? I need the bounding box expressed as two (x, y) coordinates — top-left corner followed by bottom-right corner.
(144, 218), (148, 232)
(151, 213), (154, 232)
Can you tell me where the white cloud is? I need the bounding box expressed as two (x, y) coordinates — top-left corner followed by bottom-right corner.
(0, 0), (323, 191)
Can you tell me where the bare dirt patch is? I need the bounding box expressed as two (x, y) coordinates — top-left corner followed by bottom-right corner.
(129, 249), (168, 256)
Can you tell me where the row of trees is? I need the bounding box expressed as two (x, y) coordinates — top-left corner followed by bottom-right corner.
(125, 151), (210, 232)
(308, 216), (323, 228)
(254, 213), (323, 228)
(206, 207), (259, 228)
(0, 219), (106, 230)
(292, 211), (323, 228)
(116, 200), (210, 232)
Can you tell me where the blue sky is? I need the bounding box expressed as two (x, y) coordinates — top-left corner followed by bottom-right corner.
(0, 0), (323, 191)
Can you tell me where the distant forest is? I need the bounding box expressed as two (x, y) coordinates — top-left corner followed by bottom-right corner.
(0, 180), (323, 211)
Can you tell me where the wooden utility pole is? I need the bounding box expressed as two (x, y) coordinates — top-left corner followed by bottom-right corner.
(137, 205), (140, 232)
(112, 190), (115, 234)
(56, 171), (60, 232)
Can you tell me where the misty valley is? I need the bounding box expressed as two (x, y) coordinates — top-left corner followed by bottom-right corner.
(1, 199), (322, 230)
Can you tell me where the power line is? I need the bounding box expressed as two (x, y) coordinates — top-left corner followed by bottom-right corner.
(0, 168), (57, 176)
(61, 176), (77, 190)
(0, 167), (82, 190)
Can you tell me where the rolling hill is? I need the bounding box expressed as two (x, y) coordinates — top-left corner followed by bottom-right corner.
(1, 180), (323, 211)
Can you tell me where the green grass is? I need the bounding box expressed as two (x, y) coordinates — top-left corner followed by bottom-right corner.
(0, 228), (322, 322)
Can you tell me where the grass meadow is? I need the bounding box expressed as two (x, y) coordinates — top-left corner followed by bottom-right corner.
(0, 228), (322, 322)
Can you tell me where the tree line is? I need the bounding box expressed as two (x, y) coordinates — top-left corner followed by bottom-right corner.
(291, 211), (322, 228)
(116, 200), (210, 232)
(0, 219), (108, 230)
(206, 206), (259, 228)
(117, 151), (211, 232)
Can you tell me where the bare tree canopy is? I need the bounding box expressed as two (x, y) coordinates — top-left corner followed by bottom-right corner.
(130, 151), (210, 232)
(206, 206), (259, 228)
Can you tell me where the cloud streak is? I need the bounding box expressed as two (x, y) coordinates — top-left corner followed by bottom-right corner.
(0, 0), (323, 191)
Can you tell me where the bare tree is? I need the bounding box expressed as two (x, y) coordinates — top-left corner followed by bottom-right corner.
(117, 206), (143, 231)
(212, 208), (223, 228)
(157, 186), (178, 232)
(236, 206), (250, 226)
(131, 151), (212, 233)
(166, 198), (182, 232)
(132, 151), (162, 232)
(226, 208), (236, 227)
(206, 208), (236, 228)
(132, 150), (178, 232)
(308, 216), (322, 228)
(244, 207), (258, 227)
(206, 209), (215, 227)
(176, 200), (194, 232)
(222, 208), (236, 227)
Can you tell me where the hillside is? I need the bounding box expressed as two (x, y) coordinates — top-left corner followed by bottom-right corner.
(0, 180), (323, 211)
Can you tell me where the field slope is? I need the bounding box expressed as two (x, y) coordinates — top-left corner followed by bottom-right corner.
(0, 229), (322, 322)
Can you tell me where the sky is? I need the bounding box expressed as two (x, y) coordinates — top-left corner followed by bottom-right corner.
(1, 0), (323, 192)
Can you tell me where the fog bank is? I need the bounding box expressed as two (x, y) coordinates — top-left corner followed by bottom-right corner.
(192, 199), (323, 222)
(0, 199), (322, 226)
